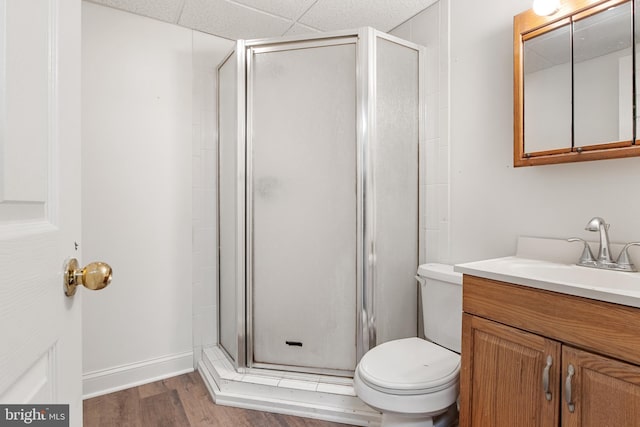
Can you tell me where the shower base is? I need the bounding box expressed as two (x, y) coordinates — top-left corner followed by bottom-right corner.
(198, 346), (381, 426)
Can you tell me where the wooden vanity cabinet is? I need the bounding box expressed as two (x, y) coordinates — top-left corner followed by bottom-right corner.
(460, 275), (640, 427)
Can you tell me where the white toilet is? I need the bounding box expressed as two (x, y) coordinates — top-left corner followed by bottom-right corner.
(354, 263), (462, 427)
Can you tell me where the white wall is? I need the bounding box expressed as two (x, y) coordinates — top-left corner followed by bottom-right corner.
(448, 0), (640, 263)
(81, 2), (230, 397)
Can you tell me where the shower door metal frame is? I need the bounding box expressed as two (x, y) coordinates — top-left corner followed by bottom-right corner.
(217, 28), (425, 375)
(216, 40), (248, 369)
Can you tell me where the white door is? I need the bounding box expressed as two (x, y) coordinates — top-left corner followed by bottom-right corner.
(0, 0), (84, 425)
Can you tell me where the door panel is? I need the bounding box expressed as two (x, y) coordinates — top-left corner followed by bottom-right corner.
(0, 348), (54, 403)
(562, 346), (640, 427)
(0, 0), (82, 424)
(250, 42), (357, 371)
(461, 315), (560, 427)
(373, 36), (420, 343)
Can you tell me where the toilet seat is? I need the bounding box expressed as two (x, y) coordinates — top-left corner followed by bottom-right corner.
(357, 337), (460, 396)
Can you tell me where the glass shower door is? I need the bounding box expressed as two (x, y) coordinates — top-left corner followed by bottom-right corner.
(248, 39), (358, 373)
(372, 36), (420, 344)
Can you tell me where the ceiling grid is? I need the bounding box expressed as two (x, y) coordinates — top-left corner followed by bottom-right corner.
(86, 0), (438, 40)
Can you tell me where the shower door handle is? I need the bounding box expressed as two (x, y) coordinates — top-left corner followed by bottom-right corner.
(367, 314), (376, 346)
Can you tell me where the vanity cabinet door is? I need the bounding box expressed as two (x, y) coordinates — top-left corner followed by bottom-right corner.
(561, 346), (640, 427)
(460, 314), (561, 427)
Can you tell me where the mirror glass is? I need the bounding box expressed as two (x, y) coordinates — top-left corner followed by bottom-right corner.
(573, 2), (633, 147)
(523, 24), (572, 153)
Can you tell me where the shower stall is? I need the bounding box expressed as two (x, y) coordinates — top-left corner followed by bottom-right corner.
(217, 28), (424, 377)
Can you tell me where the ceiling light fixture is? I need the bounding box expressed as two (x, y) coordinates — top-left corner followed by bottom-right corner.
(533, 0), (561, 16)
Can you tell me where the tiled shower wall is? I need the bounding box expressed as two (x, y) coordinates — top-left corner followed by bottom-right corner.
(391, 0), (450, 263)
(192, 33), (234, 367)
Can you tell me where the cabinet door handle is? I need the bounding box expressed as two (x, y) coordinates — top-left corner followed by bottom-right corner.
(542, 355), (553, 401)
(565, 364), (575, 413)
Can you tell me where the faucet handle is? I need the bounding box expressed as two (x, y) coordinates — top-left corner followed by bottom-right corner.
(615, 242), (640, 271)
(568, 238), (596, 264)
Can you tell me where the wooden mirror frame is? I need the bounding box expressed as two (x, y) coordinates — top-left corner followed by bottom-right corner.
(514, 0), (640, 167)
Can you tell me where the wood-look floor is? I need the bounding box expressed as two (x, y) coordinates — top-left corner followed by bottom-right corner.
(83, 371), (357, 427)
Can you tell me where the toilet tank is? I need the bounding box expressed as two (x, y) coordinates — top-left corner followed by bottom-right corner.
(417, 263), (463, 353)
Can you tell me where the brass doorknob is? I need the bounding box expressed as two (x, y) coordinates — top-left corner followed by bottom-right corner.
(64, 258), (112, 296)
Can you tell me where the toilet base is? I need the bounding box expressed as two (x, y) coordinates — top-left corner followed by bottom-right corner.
(380, 403), (458, 427)
(381, 413), (433, 427)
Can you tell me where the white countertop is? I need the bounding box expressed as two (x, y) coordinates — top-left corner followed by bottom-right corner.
(453, 237), (640, 309)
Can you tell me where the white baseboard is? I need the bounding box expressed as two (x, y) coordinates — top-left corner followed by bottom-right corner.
(82, 351), (194, 399)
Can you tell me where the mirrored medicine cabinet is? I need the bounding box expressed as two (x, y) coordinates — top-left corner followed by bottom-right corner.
(514, 0), (640, 166)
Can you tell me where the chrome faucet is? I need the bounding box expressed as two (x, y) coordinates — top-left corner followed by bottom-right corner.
(568, 217), (639, 272)
(585, 217), (613, 265)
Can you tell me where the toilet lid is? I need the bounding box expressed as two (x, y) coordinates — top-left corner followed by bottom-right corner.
(357, 337), (460, 396)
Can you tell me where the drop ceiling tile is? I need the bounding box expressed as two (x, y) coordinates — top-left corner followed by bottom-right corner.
(87, 0), (185, 23)
(231, 0), (317, 20)
(299, 0), (437, 32)
(179, 0), (293, 40)
(283, 23), (321, 36)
